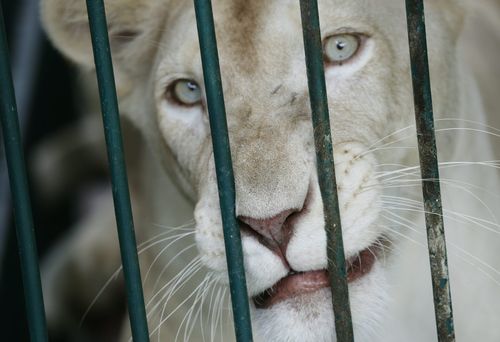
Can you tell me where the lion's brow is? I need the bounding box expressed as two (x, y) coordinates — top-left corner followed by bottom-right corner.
(222, 0), (271, 74)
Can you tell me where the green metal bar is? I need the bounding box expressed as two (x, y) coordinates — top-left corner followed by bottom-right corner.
(404, 1), (455, 341)
(85, 1), (149, 341)
(299, 1), (354, 341)
(0, 4), (48, 342)
(193, 1), (253, 341)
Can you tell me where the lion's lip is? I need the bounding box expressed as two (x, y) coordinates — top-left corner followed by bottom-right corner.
(253, 248), (377, 308)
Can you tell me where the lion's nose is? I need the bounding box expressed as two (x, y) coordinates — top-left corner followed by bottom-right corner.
(238, 208), (299, 249)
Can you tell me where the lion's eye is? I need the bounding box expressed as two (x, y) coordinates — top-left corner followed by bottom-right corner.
(169, 79), (202, 106)
(323, 34), (360, 64)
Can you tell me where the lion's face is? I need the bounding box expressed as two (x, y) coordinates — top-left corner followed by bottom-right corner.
(152, 1), (461, 339)
(43, 0), (463, 340)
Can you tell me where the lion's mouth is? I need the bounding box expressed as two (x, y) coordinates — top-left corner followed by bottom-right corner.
(253, 248), (377, 308)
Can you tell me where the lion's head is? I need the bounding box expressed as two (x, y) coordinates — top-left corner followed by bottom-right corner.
(42, 0), (465, 340)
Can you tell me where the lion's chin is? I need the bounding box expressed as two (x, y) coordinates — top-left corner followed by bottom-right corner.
(251, 261), (389, 342)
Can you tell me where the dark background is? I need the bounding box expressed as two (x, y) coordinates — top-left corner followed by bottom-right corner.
(0, 1), (102, 340)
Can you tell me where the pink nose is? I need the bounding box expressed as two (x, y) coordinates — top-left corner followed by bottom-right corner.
(238, 209), (298, 248)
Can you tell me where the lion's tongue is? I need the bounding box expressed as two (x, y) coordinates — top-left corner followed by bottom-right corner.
(254, 249), (376, 309)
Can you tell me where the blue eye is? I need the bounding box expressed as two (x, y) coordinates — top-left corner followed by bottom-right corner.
(324, 34), (360, 64)
(169, 79), (202, 106)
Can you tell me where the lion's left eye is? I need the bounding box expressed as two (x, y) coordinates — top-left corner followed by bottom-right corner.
(168, 79), (202, 106)
(323, 34), (361, 64)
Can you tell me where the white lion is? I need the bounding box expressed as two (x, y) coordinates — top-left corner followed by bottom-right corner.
(40, 0), (500, 341)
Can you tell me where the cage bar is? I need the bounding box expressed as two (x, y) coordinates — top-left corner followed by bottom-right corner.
(84, 1), (150, 341)
(193, 0), (253, 341)
(404, 1), (455, 341)
(298, 1), (354, 341)
(0, 4), (48, 342)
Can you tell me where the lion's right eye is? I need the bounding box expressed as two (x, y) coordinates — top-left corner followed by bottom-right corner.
(323, 34), (362, 65)
(168, 79), (202, 106)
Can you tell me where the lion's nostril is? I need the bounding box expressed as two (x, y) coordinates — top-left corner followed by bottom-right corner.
(238, 208), (298, 247)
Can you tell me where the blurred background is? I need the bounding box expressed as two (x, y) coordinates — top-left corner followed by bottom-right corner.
(2, 1), (500, 341)
(1, 1), (110, 340)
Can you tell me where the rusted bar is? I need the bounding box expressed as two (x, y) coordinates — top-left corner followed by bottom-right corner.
(299, 0), (354, 341)
(193, 0), (253, 341)
(405, 1), (455, 341)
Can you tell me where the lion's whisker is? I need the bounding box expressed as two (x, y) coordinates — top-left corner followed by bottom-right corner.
(174, 274), (214, 342)
(146, 257), (202, 313)
(80, 226), (195, 328)
(144, 236), (196, 284)
(379, 215), (500, 284)
(151, 243), (197, 292)
(381, 187), (499, 225)
(153, 274), (210, 340)
(380, 200), (500, 235)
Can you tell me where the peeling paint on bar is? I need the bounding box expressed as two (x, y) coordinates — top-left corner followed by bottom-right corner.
(299, 1), (354, 341)
(405, 1), (455, 341)
(193, 0), (253, 341)
(85, 1), (150, 341)
(0, 4), (48, 341)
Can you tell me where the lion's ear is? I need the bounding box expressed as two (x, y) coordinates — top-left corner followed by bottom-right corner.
(41, 0), (157, 72)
